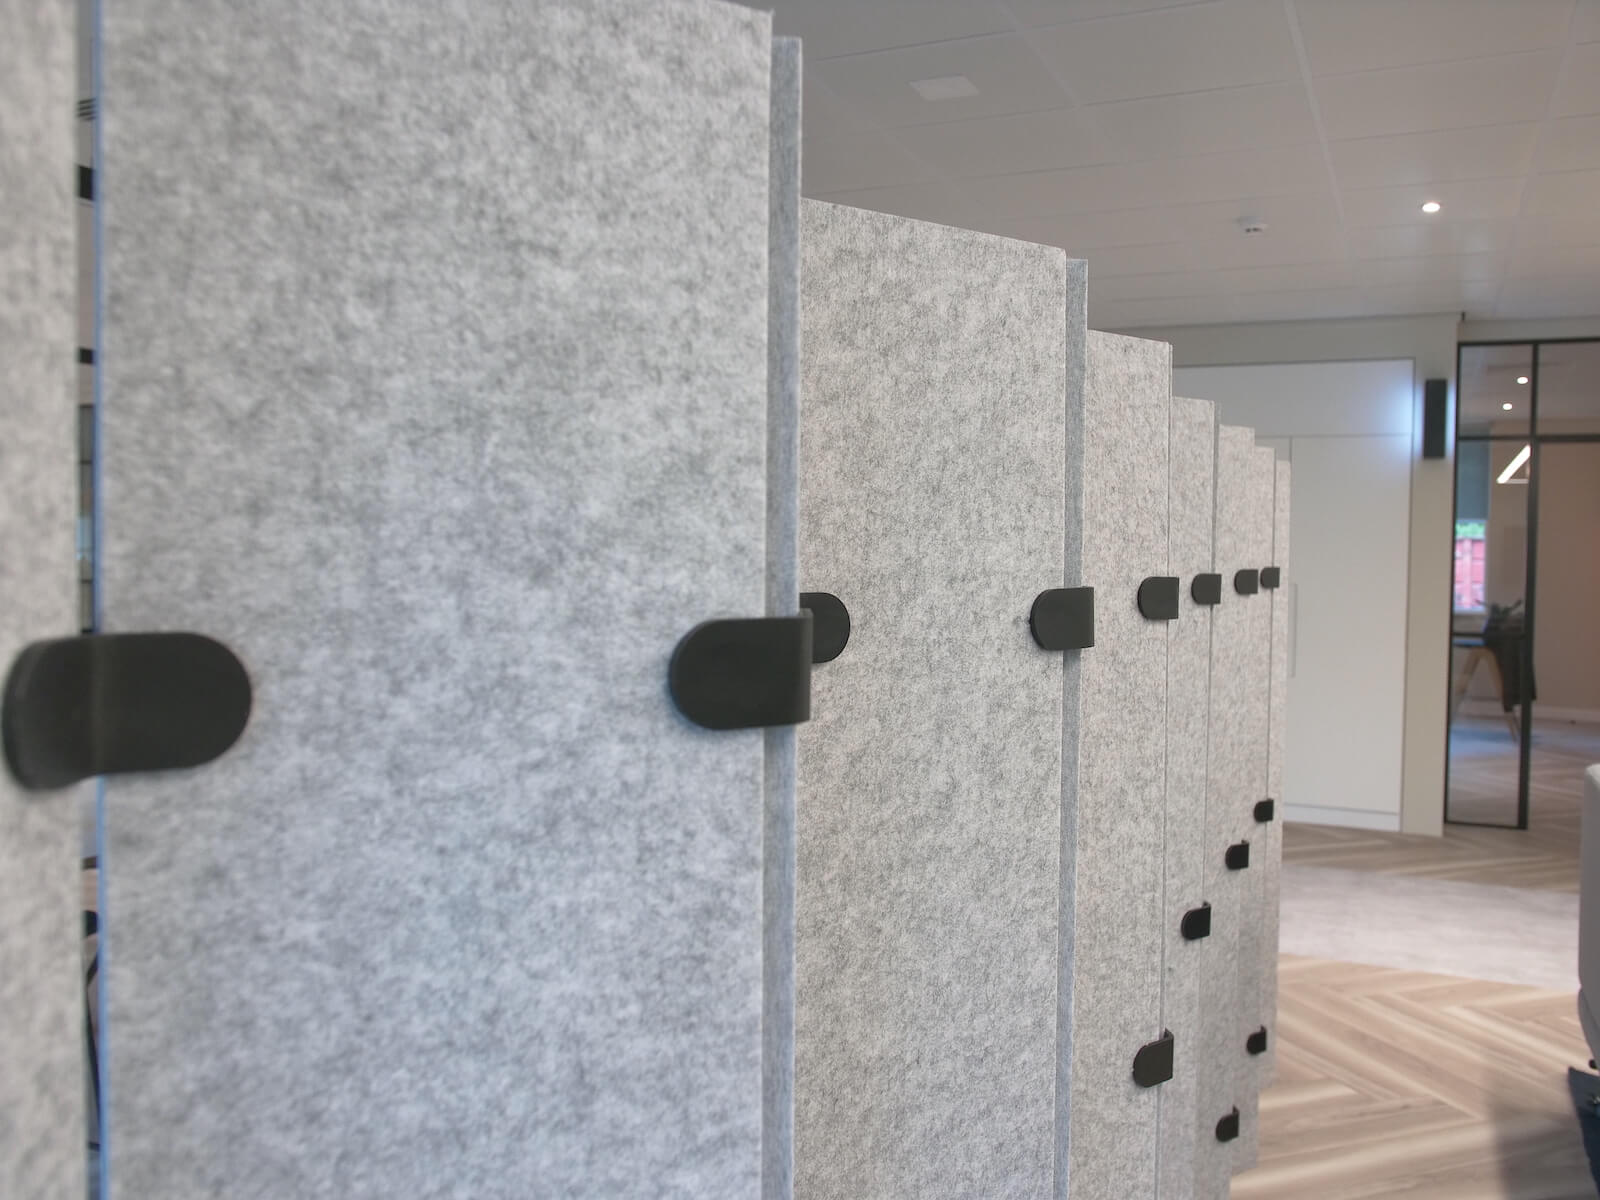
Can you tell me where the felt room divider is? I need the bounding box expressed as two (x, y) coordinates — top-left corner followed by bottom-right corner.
(90, 1), (796, 1194)
(0, 1), (85, 1196)
(795, 199), (1079, 1199)
(795, 197), (1196, 1199)
(1162, 395), (1219, 1199)
(1260, 461), (1293, 1092)
(1231, 443), (1280, 1173)
(1195, 424), (1266, 1194)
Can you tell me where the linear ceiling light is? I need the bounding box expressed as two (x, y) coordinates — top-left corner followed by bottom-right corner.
(1496, 444), (1531, 485)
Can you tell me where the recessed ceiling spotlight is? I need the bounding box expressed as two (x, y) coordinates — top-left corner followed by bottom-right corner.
(1517, 375), (1529, 385)
(910, 75), (979, 101)
(1421, 200), (1442, 214)
(1503, 402), (1514, 411)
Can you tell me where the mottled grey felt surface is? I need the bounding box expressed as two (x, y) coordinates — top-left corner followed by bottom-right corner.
(1258, 461), (1291, 1091)
(1057, 332), (1170, 1200)
(0, 3), (87, 1196)
(796, 200), (1074, 1199)
(764, 35), (801, 1200)
(1193, 425), (1259, 1197)
(1160, 397), (1216, 1200)
(1229, 444), (1278, 1174)
(99, 2), (775, 1196)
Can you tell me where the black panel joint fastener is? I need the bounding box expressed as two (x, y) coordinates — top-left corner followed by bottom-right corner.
(1132, 1030), (1175, 1088)
(3, 633), (252, 791)
(670, 615), (812, 731)
(1254, 798), (1276, 823)
(1225, 841), (1251, 870)
(1030, 587), (1094, 651)
(1137, 576), (1180, 621)
(1247, 1027), (1269, 1056)
(1234, 569), (1260, 595)
(1260, 566), (1281, 589)
(1181, 902), (1212, 941)
(1191, 573), (1223, 606)
(78, 165), (93, 202)
(1216, 1108), (1241, 1143)
(799, 592), (850, 665)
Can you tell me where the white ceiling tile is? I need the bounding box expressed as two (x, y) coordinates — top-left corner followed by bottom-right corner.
(1029, 0), (1299, 103)
(1004, 0), (1214, 27)
(1350, 253), (1503, 287)
(760, 0), (1015, 61)
(1314, 51), (1561, 140)
(1226, 288), (1374, 322)
(1347, 220), (1516, 259)
(1340, 177), (1526, 228)
(893, 107), (1121, 178)
(1520, 168), (1600, 218)
(960, 144), (1324, 219)
(806, 182), (982, 230)
(1533, 115), (1600, 172)
(1087, 81), (1319, 159)
(1214, 260), (1358, 293)
(1328, 124), (1539, 190)
(1163, 191), (1343, 254)
(810, 33), (1070, 128)
(981, 208), (1181, 248)
(1577, 0), (1600, 41)
(1365, 278), (1497, 311)
(803, 128), (936, 193)
(1294, 0), (1573, 77)
(1514, 218), (1600, 249)
(1090, 269), (1222, 301)
(1494, 276), (1600, 318)
(1551, 42), (1600, 115)
(1504, 242), (1600, 277)
(1077, 242), (1197, 276)
(1088, 293), (1234, 327)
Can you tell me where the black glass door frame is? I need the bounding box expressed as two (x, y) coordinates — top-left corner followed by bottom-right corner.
(1447, 337), (1600, 829)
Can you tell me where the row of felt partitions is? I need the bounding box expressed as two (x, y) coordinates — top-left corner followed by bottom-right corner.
(1, 5), (1287, 1198)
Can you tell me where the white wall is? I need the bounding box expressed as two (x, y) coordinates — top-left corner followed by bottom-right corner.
(1176, 360), (1414, 832)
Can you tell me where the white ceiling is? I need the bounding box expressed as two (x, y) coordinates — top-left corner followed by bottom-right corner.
(748, 0), (1600, 329)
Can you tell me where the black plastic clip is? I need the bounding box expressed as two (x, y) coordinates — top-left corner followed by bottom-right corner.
(670, 615), (812, 730)
(1030, 587), (1094, 651)
(1247, 1027), (1269, 1056)
(1181, 902), (1212, 941)
(1191, 573), (1222, 606)
(1216, 1108), (1240, 1142)
(1234, 569), (1259, 595)
(1132, 1030), (1175, 1088)
(1225, 841), (1250, 870)
(1137, 577), (1180, 621)
(799, 593), (850, 664)
(3, 633), (252, 791)
(1254, 799), (1276, 823)
(1260, 567), (1281, 589)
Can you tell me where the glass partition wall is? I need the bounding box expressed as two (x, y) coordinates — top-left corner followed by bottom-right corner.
(1447, 340), (1600, 828)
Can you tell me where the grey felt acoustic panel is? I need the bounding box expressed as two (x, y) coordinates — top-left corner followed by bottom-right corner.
(795, 200), (1079, 1199)
(1061, 331), (1173, 1200)
(1160, 396), (1217, 1200)
(1193, 424), (1259, 1196)
(0, 2), (86, 1196)
(1259, 461), (1292, 1089)
(1230, 444), (1278, 1173)
(97, 1), (786, 1195)
(765, 35), (803, 1200)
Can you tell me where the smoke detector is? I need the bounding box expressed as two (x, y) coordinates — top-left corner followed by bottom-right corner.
(1237, 217), (1268, 236)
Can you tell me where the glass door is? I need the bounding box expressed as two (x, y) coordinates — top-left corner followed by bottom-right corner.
(1447, 339), (1600, 828)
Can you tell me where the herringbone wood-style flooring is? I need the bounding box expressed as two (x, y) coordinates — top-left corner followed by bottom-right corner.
(1234, 956), (1595, 1199)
